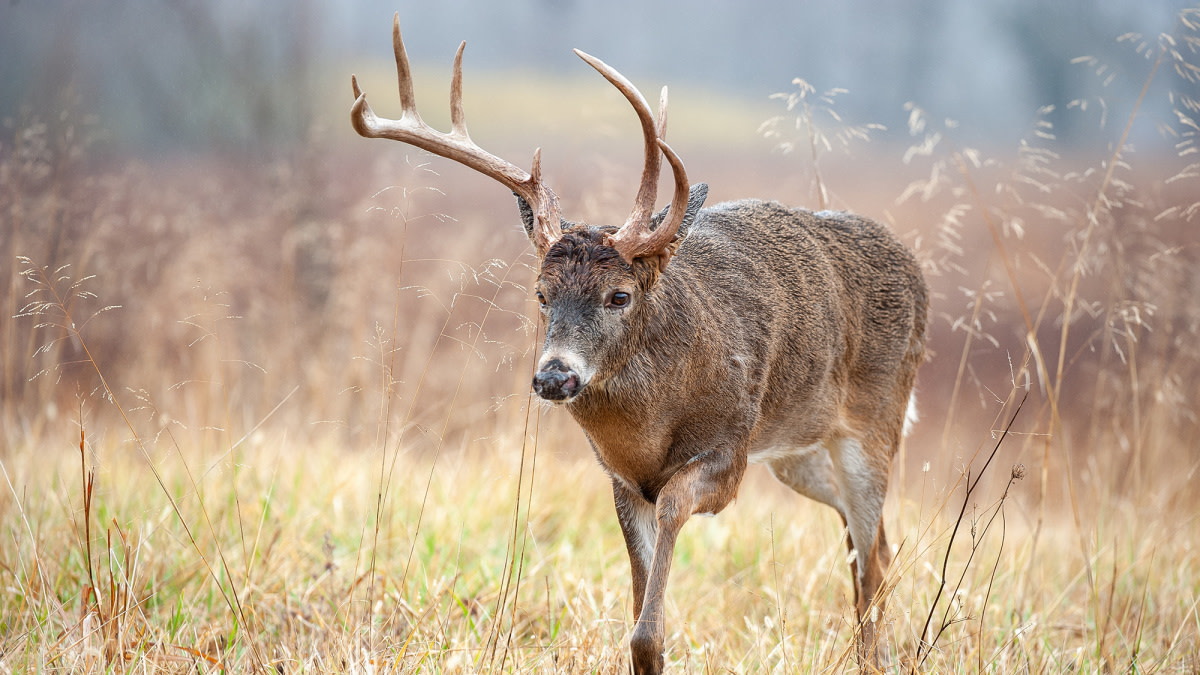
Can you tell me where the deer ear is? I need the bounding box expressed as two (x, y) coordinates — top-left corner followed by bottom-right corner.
(515, 193), (537, 237)
(515, 193), (567, 244)
(650, 183), (708, 237)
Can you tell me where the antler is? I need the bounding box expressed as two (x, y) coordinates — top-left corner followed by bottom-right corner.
(574, 50), (691, 269)
(350, 13), (563, 254)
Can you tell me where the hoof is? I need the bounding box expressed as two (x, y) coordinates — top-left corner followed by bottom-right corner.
(629, 623), (664, 675)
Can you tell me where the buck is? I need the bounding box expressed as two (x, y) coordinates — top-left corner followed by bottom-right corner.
(351, 14), (927, 673)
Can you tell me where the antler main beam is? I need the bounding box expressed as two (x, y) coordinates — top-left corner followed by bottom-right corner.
(350, 13), (563, 254)
(573, 50), (665, 232)
(574, 50), (691, 268)
(351, 15), (691, 267)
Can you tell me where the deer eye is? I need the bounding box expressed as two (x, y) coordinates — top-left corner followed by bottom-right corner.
(536, 290), (547, 306)
(607, 291), (631, 308)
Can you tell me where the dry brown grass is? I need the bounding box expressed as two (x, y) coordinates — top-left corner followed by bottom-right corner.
(3, 8), (1200, 674)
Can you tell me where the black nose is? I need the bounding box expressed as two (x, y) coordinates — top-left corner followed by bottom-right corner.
(532, 359), (581, 401)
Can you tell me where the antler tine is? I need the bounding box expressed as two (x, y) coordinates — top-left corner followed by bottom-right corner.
(450, 42), (469, 139)
(656, 86), (668, 140)
(391, 13), (419, 119)
(528, 147), (563, 253)
(654, 138), (691, 248)
(351, 14), (564, 255)
(349, 76), (377, 138)
(530, 147), (544, 184)
(574, 50), (663, 234)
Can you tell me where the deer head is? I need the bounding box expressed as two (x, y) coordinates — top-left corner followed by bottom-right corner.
(350, 13), (707, 403)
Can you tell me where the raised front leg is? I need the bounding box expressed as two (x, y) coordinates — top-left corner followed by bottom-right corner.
(628, 448), (747, 675)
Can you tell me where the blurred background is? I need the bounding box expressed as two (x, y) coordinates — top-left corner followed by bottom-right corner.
(0, 0), (1191, 151)
(2, 0), (1199, 512)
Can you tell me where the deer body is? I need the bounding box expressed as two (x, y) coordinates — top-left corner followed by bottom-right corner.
(535, 199), (926, 671)
(351, 15), (927, 673)
(550, 199), (924, 492)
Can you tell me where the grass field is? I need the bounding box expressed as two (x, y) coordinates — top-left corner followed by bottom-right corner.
(2, 421), (1197, 673)
(3, 10), (1200, 674)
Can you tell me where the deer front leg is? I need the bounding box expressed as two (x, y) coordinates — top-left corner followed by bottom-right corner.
(628, 447), (747, 675)
(613, 479), (656, 619)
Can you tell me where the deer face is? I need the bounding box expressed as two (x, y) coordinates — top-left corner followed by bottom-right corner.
(532, 229), (648, 402)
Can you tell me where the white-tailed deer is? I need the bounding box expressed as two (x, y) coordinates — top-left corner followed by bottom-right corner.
(351, 14), (927, 673)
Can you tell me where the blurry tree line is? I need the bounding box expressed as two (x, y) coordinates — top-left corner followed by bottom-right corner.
(1, 0), (317, 154)
(0, 0), (1194, 154)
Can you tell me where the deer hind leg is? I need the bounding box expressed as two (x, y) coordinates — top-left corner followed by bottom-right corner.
(767, 438), (892, 669)
(831, 436), (892, 669)
(764, 443), (843, 512)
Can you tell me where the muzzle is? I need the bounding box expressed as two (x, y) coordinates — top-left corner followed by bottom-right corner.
(532, 358), (583, 401)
